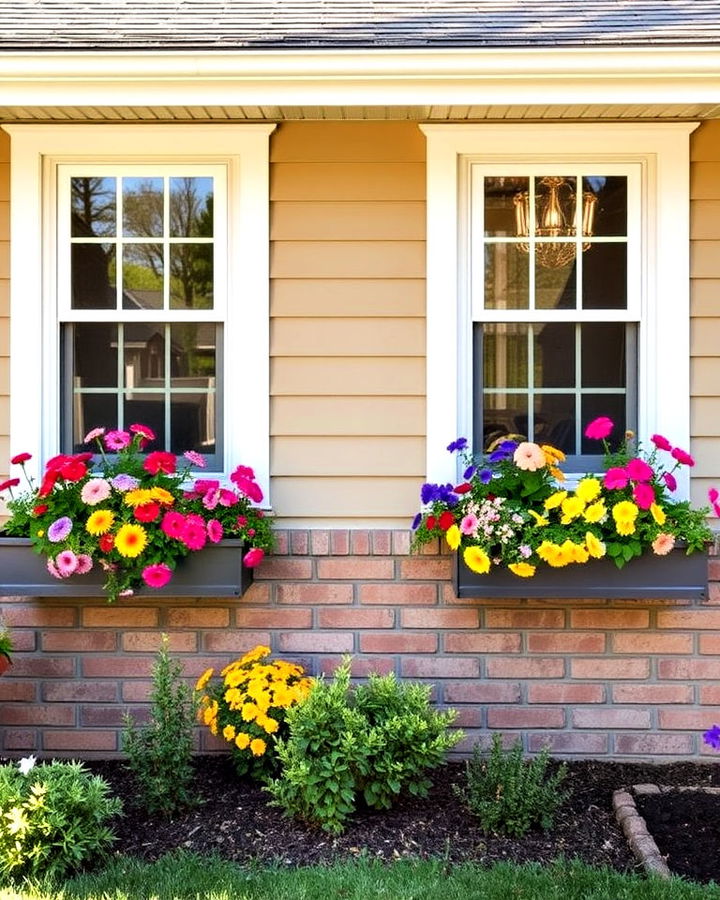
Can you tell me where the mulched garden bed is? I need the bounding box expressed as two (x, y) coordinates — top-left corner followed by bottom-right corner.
(85, 755), (720, 881)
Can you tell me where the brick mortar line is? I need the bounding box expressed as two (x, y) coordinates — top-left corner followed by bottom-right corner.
(612, 786), (671, 879)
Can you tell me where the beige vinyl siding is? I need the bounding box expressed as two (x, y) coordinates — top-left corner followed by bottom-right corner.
(690, 120), (720, 513)
(0, 128), (8, 509)
(270, 122), (425, 522)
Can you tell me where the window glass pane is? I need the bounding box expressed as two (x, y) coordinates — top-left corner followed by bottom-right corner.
(71, 243), (116, 309)
(582, 243), (627, 310)
(170, 177), (214, 238)
(170, 324), (216, 385)
(484, 176), (528, 237)
(584, 176), (626, 237)
(534, 323), (575, 388)
(535, 176), (576, 237)
(482, 392), (528, 450)
(124, 323), (165, 384)
(122, 177), (164, 237)
(72, 395), (119, 452)
(581, 394), (627, 454)
(581, 323), (626, 388)
(169, 245), (213, 309)
(484, 244), (529, 310)
(171, 395), (216, 454)
(123, 244), (164, 309)
(483, 324), (528, 389)
(534, 393), (576, 454)
(123, 393), (166, 447)
(73, 323), (118, 388)
(71, 177), (116, 237)
(535, 251), (576, 309)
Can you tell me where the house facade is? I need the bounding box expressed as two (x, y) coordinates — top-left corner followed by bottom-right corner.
(1, 1), (720, 759)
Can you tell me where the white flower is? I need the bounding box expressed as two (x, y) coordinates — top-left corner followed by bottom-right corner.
(18, 755), (36, 775)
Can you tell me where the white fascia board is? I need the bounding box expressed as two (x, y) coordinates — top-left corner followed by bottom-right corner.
(0, 47), (718, 107)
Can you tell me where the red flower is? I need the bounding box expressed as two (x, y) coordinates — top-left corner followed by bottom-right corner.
(59, 459), (88, 482)
(38, 470), (59, 497)
(454, 483), (472, 494)
(426, 515), (436, 530)
(130, 423), (156, 443)
(32, 504), (48, 515)
(134, 502), (160, 523)
(10, 452), (31, 465)
(0, 478), (20, 492)
(144, 451), (177, 475)
(438, 510), (455, 531)
(99, 533), (115, 553)
(45, 454), (72, 471)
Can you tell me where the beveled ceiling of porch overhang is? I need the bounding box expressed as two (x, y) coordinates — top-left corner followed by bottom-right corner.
(1, 102), (720, 122)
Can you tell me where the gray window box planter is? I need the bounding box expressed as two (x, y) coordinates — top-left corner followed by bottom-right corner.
(453, 546), (708, 600)
(0, 537), (253, 598)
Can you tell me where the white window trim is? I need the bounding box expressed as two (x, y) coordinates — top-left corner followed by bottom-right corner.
(420, 122), (697, 497)
(4, 123), (275, 499)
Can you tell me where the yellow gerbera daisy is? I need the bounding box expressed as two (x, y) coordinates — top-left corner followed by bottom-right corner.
(149, 487), (175, 505)
(195, 668), (214, 692)
(650, 503), (667, 526)
(445, 524), (461, 551)
(583, 501), (606, 524)
(612, 500), (639, 536)
(508, 562), (536, 578)
(123, 488), (154, 508)
(560, 496), (586, 524)
(575, 478), (601, 504)
(463, 545), (490, 575)
(86, 509), (115, 535)
(114, 523), (148, 558)
(544, 490), (567, 510)
(585, 531), (606, 559)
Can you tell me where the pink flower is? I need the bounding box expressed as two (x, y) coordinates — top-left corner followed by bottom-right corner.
(104, 430), (131, 451)
(231, 465), (255, 483)
(193, 479), (220, 494)
(218, 489), (237, 507)
(663, 471), (677, 492)
(671, 447), (695, 467)
(460, 513), (479, 536)
(46, 558), (62, 580)
(181, 516), (207, 551)
(83, 427), (105, 443)
(632, 482), (655, 510)
(651, 434), (672, 451)
(584, 417), (614, 440)
(130, 423), (156, 442)
(144, 451), (177, 475)
(236, 516), (247, 527)
(710, 488), (720, 518)
(652, 533), (676, 556)
(161, 510), (186, 540)
(626, 458), (654, 482)
(207, 519), (224, 543)
(513, 442), (547, 472)
(142, 563), (173, 589)
(75, 554), (93, 575)
(243, 547), (265, 568)
(232, 476), (263, 504)
(55, 550), (78, 577)
(183, 450), (206, 468)
(202, 488), (220, 511)
(603, 467), (629, 490)
(10, 452), (31, 465)
(80, 478), (111, 505)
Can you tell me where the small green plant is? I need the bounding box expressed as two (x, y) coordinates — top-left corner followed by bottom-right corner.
(455, 734), (568, 837)
(265, 659), (463, 833)
(0, 624), (13, 665)
(122, 634), (197, 818)
(0, 756), (121, 882)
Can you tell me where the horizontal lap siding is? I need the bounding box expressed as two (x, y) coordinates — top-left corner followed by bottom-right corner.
(690, 121), (720, 511)
(0, 130), (8, 514)
(270, 122), (426, 523)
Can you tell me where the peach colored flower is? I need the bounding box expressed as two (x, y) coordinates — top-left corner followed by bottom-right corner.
(513, 441), (546, 472)
(652, 533), (675, 556)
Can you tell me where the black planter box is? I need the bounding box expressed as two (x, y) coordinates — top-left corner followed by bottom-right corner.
(453, 546), (708, 600)
(0, 537), (253, 598)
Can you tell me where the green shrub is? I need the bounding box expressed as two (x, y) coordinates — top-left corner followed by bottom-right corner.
(122, 634), (197, 818)
(455, 734), (568, 837)
(265, 659), (463, 833)
(0, 757), (121, 883)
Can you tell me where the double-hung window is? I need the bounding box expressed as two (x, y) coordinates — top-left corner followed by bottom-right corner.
(422, 123), (694, 494)
(6, 124), (274, 491)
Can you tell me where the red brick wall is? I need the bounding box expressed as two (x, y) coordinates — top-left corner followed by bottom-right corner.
(0, 529), (718, 760)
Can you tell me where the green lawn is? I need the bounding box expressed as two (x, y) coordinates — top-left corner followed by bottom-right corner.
(2, 853), (718, 900)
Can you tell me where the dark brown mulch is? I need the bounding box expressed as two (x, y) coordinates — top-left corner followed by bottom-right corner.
(84, 755), (720, 879)
(636, 789), (720, 885)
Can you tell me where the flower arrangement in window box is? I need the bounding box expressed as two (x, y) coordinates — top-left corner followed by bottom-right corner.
(411, 418), (713, 599)
(0, 424), (272, 602)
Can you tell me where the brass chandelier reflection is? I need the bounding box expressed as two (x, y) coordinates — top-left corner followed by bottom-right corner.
(513, 177), (598, 269)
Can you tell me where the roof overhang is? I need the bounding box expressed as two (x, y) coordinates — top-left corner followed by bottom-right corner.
(0, 46), (719, 110)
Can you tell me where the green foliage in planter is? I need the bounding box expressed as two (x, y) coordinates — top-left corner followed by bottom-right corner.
(265, 659), (463, 834)
(0, 758), (121, 882)
(0, 625), (12, 664)
(455, 734), (568, 837)
(122, 635), (197, 818)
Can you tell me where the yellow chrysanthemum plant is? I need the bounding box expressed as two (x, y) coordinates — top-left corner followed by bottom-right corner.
(196, 645), (312, 780)
(411, 418), (713, 578)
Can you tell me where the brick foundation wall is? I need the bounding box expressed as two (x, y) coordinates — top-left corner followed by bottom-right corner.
(0, 529), (718, 760)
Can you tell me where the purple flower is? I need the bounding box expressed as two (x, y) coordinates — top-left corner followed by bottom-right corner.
(111, 474), (139, 492)
(703, 724), (720, 750)
(421, 483), (440, 504)
(447, 438), (468, 453)
(411, 513), (422, 530)
(47, 516), (72, 543)
(463, 465), (476, 480)
(488, 442), (517, 462)
(479, 469), (493, 484)
(437, 484), (460, 506)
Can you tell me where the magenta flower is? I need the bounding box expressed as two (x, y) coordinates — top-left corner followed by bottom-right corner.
(626, 458), (654, 483)
(632, 482), (655, 510)
(243, 547), (265, 568)
(651, 434), (672, 451)
(709, 488), (720, 517)
(232, 476), (263, 504)
(603, 467), (629, 490)
(161, 510), (186, 540)
(55, 550), (78, 577)
(104, 430), (131, 451)
(193, 479), (220, 495)
(231, 465), (255, 483)
(129, 423), (156, 443)
(184, 450), (206, 468)
(181, 516), (207, 551)
(47, 516), (73, 543)
(207, 519), (224, 543)
(142, 563), (173, 589)
(218, 489), (237, 507)
(75, 554), (94, 575)
(671, 447), (695, 467)
(202, 488), (221, 511)
(663, 471), (678, 492)
(584, 417), (614, 440)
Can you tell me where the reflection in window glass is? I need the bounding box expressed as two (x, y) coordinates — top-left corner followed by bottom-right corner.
(583, 176), (627, 237)
(170, 323), (216, 385)
(122, 244), (164, 309)
(535, 251), (576, 310)
(71, 243), (116, 309)
(170, 177), (213, 238)
(169, 244), (213, 309)
(122, 177), (163, 237)
(484, 244), (529, 310)
(483, 325), (528, 389)
(582, 243), (627, 310)
(483, 393), (528, 451)
(123, 393), (166, 448)
(484, 176), (528, 237)
(534, 323), (575, 388)
(73, 323), (118, 388)
(71, 177), (116, 237)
